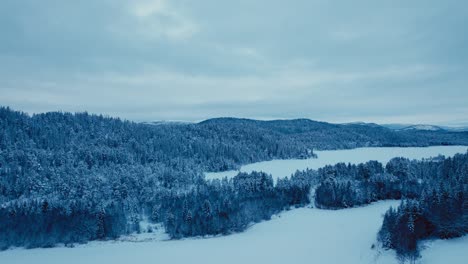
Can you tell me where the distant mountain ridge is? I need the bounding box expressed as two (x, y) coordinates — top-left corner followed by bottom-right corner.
(198, 116), (468, 134)
(194, 117), (468, 152)
(382, 123), (468, 132)
(400, 125), (444, 131)
(146, 117), (468, 132)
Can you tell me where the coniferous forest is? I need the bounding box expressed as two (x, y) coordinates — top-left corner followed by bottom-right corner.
(2, 1), (468, 263)
(0, 106), (467, 262)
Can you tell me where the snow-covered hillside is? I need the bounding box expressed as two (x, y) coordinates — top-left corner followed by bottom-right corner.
(400, 125), (444, 131)
(1, 201), (466, 264)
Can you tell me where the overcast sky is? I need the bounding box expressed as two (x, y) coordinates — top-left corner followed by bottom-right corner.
(1, 0), (467, 125)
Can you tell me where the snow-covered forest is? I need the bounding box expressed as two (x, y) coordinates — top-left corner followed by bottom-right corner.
(311, 154), (467, 262)
(0, 106), (467, 263)
(2, 0), (468, 263)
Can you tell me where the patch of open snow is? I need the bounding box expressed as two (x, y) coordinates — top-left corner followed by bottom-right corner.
(205, 146), (468, 181)
(116, 222), (169, 243)
(419, 236), (468, 264)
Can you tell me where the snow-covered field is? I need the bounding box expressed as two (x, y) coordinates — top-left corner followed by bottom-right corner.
(2, 201), (466, 264)
(205, 146), (468, 181)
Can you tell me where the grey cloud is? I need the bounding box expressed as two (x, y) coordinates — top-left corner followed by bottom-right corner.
(0, 0), (467, 125)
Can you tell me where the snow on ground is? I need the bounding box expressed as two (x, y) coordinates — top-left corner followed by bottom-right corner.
(205, 146), (468, 181)
(0, 201), (394, 264)
(419, 236), (468, 264)
(2, 200), (466, 264)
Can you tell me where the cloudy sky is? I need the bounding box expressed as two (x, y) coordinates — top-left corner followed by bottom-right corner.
(1, 0), (467, 125)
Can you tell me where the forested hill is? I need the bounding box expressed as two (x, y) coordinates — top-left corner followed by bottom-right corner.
(197, 117), (468, 151)
(2, 107), (468, 173)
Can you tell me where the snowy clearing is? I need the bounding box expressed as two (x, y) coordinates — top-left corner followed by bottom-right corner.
(205, 146), (468, 181)
(1, 200), (466, 264)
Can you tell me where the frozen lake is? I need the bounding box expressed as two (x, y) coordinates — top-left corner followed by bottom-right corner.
(205, 146), (468, 181)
